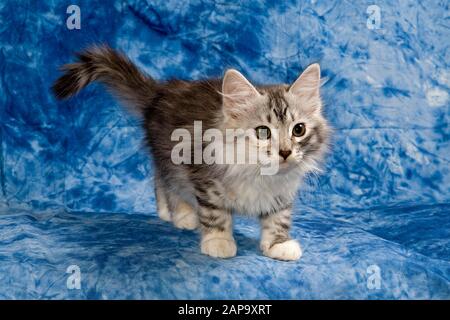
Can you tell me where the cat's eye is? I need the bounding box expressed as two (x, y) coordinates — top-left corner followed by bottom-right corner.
(292, 123), (306, 137)
(255, 126), (271, 140)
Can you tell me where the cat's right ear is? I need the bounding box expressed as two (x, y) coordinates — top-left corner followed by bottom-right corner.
(222, 69), (260, 118)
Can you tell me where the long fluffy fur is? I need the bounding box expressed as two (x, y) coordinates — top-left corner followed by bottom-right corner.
(53, 46), (330, 260)
(52, 45), (156, 114)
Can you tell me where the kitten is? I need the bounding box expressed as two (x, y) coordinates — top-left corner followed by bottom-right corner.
(53, 45), (330, 261)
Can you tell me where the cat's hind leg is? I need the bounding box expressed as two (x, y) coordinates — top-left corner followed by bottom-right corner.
(155, 183), (172, 222)
(155, 179), (199, 230)
(172, 198), (199, 230)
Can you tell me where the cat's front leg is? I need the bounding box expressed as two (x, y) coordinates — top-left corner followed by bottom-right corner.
(260, 208), (302, 261)
(198, 202), (237, 258)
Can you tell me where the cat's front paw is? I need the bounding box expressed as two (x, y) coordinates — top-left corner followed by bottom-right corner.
(261, 239), (302, 261)
(201, 237), (237, 258)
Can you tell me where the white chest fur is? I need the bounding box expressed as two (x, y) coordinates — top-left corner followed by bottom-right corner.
(220, 165), (303, 215)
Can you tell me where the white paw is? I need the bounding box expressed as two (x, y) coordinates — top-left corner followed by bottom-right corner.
(261, 239), (302, 261)
(201, 237), (237, 258)
(173, 211), (199, 230)
(157, 208), (172, 222)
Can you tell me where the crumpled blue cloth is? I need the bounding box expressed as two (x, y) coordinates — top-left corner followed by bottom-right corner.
(0, 0), (449, 299)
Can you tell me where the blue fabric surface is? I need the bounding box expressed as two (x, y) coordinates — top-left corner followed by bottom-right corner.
(0, 0), (449, 299)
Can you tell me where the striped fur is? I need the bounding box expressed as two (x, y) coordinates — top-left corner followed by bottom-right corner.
(53, 46), (330, 260)
(52, 45), (156, 115)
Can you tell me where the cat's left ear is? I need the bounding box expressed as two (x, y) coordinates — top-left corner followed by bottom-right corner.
(289, 63), (321, 97)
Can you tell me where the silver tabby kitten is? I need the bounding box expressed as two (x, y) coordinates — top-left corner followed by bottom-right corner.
(53, 45), (330, 261)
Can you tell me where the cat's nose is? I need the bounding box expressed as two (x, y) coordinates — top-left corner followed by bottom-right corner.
(279, 150), (292, 160)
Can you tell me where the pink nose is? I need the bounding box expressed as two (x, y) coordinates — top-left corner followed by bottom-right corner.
(279, 150), (292, 160)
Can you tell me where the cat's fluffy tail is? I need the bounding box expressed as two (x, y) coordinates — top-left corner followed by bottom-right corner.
(52, 45), (156, 114)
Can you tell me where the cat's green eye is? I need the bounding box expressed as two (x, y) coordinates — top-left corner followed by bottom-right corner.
(255, 126), (271, 140)
(292, 123), (306, 137)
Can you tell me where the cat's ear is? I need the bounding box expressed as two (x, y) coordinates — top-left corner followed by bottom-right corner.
(289, 63), (321, 97)
(222, 69), (260, 117)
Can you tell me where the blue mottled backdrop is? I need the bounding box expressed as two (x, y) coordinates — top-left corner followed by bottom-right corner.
(0, 0), (449, 299)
